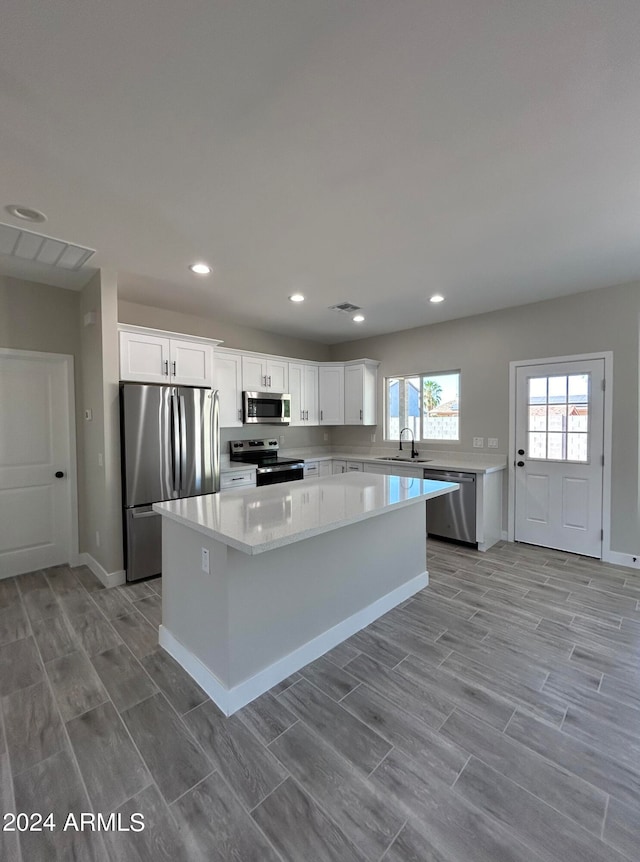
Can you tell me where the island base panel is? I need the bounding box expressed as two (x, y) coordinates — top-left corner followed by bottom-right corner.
(159, 503), (428, 715)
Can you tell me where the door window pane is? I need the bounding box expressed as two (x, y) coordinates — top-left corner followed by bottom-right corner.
(528, 407), (547, 431)
(527, 372), (590, 462)
(567, 433), (588, 462)
(547, 433), (564, 460)
(568, 374), (589, 403)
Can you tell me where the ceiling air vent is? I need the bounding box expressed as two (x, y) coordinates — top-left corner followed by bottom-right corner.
(0, 222), (95, 270)
(329, 302), (361, 314)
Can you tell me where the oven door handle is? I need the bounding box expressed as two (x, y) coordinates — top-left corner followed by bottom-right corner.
(257, 462), (304, 474)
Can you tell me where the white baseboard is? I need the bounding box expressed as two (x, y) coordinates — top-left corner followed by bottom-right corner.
(74, 553), (126, 588)
(602, 550), (640, 570)
(159, 570), (428, 716)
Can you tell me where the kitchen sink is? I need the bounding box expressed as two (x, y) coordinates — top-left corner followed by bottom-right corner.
(378, 456), (432, 463)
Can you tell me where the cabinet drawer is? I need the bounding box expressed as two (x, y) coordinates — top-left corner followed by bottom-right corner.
(304, 462), (319, 478)
(346, 461), (364, 472)
(220, 470), (255, 490)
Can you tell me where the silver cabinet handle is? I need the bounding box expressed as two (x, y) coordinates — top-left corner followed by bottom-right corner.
(238, 408), (242, 420)
(360, 408), (363, 421)
(305, 410), (308, 420)
(268, 375), (272, 387)
(320, 410), (323, 421)
(231, 476), (244, 481)
(172, 361), (177, 376)
(164, 360), (169, 376)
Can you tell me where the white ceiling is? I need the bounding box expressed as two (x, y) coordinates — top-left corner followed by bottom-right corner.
(2, 0), (640, 343)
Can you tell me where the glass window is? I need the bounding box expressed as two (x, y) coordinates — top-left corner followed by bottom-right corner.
(385, 371), (460, 441)
(527, 372), (590, 462)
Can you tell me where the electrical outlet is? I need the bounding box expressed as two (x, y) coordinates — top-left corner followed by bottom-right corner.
(370, 432), (376, 443)
(98, 453), (103, 467)
(473, 437), (484, 448)
(488, 438), (498, 449)
(201, 547), (210, 574)
(323, 432), (329, 442)
(279, 435), (285, 445)
(84, 409), (92, 421)
(95, 530), (100, 548)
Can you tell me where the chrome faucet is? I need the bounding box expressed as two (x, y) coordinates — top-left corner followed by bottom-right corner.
(399, 427), (419, 458)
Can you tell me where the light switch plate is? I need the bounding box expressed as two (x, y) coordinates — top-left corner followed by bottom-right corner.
(488, 438), (498, 449)
(473, 437), (484, 448)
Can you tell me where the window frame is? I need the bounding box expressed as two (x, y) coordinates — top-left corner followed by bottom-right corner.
(384, 369), (461, 443)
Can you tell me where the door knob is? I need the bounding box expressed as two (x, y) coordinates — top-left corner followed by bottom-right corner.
(516, 461), (525, 467)
(517, 449), (525, 455)
(55, 471), (65, 478)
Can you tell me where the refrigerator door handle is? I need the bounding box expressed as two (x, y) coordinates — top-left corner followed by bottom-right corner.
(171, 393), (180, 492)
(212, 390), (220, 492)
(179, 395), (187, 493)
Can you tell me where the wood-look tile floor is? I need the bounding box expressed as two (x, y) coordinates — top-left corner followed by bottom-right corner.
(1, 539), (640, 861)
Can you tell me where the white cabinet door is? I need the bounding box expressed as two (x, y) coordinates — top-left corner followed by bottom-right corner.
(319, 460), (332, 477)
(319, 366), (344, 425)
(344, 364), (364, 425)
(215, 352), (243, 427)
(332, 460), (346, 474)
(267, 359), (288, 392)
(344, 361), (377, 425)
(170, 339), (213, 387)
(242, 355), (267, 391)
(304, 364), (319, 425)
(288, 363), (305, 426)
(364, 463), (391, 475)
(119, 331), (171, 383)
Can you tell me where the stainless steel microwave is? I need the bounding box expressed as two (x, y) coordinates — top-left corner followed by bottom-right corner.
(243, 391), (291, 425)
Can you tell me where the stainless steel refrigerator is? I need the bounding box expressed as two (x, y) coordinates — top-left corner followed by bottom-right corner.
(120, 384), (220, 581)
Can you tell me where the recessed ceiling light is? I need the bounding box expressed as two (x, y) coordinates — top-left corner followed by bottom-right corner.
(289, 293), (305, 302)
(353, 314), (365, 323)
(189, 262), (212, 275)
(429, 294), (445, 303)
(5, 204), (47, 223)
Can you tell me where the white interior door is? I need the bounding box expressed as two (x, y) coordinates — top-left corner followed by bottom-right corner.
(0, 353), (74, 577)
(514, 359), (604, 557)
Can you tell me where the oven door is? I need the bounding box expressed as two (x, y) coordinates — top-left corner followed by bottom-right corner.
(256, 464), (304, 486)
(243, 392), (291, 425)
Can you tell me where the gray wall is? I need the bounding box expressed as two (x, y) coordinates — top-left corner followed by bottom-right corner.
(79, 270), (122, 574)
(118, 300), (331, 362)
(330, 280), (640, 555)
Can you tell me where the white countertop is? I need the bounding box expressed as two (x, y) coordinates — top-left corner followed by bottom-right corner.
(154, 472), (458, 555)
(282, 449), (506, 474)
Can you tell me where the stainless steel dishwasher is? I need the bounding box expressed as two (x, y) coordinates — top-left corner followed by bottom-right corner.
(423, 469), (477, 545)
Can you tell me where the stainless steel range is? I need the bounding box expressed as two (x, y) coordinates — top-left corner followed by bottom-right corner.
(229, 439), (304, 486)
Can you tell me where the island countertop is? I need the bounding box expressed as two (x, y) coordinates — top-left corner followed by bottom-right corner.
(154, 472), (458, 555)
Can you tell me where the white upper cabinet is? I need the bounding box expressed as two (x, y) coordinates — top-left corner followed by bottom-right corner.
(242, 355), (289, 392)
(119, 327), (218, 387)
(344, 360), (379, 425)
(319, 364), (345, 425)
(289, 362), (319, 425)
(170, 338), (214, 388)
(215, 352), (243, 427)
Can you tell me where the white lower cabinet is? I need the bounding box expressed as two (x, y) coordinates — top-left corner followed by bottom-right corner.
(304, 461), (319, 480)
(364, 463), (391, 475)
(304, 460), (333, 479)
(220, 469), (256, 491)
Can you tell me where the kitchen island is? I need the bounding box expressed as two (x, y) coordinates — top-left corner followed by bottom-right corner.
(154, 472), (458, 715)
